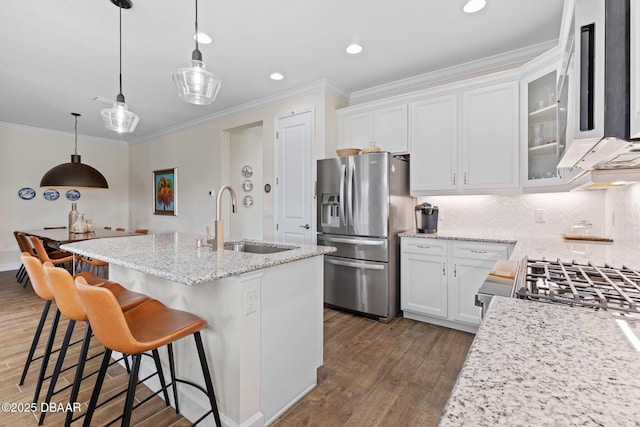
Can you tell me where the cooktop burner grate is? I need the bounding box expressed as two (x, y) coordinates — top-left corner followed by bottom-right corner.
(516, 258), (640, 313)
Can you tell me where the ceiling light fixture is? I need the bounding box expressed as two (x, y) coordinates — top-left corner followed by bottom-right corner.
(173, 0), (221, 105)
(463, 0), (486, 13)
(40, 113), (109, 189)
(270, 72), (284, 81)
(194, 32), (212, 44)
(101, 0), (139, 133)
(346, 44), (363, 55)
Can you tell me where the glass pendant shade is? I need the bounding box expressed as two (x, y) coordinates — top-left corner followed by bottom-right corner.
(40, 154), (109, 189)
(173, 59), (221, 105)
(101, 101), (140, 133)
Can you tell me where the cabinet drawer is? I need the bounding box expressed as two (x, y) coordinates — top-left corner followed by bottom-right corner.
(450, 241), (510, 261)
(401, 238), (447, 255)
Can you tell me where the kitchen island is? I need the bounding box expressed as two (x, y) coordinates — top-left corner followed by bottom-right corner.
(439, 296), (640, 426)
(61, 232), (336, 427)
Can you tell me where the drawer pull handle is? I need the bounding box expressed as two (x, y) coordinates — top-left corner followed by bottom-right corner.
(417, 245), (432, 249)
(471, 250), (488, 254)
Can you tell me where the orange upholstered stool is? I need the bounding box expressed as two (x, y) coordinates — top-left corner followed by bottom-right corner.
(39, 264), (150, 425)
(75, 277), (222, 427)
(18, 254), (142, 411)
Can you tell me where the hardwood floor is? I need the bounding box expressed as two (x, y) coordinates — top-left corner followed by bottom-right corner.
(0, 269), (474, 426)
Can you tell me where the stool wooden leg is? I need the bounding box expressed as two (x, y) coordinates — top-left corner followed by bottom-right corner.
(83, 348), (112, 427)
(65, 323), (92, 427)
(32, 308), (61, 404)
(167, 343), (179, 413)
(20, 300), (52, 385)
(39, 319), (76, 425)
(122, 354), (142, 427)
(194, 331), (222, 427)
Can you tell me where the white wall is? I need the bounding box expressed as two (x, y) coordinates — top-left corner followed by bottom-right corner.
(0, 125), (129, 270)
(129, 90), (343, 242)
(230, 126), (263, 240)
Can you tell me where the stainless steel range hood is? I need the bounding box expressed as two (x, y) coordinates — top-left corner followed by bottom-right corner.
(557, 0), (640, 186)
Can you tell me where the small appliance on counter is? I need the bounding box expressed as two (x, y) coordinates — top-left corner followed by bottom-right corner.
(415, 203), (438, 234)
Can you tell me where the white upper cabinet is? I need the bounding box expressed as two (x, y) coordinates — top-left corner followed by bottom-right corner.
(461, 82), (520, 190)
(409, 95), (458, 192)
(410, 80), (519, 195)
(632, 0), (640, 139)
(338, 104), (408, 154)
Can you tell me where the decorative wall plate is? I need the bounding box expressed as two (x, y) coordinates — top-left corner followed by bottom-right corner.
(243, 195), (254, 207)
(18, 187), (36, 200)
(66, 189), (81, 201)
(264, 183), (271, 193)
(243, 179), (253, 192)
(241, 165), (253, 177)
(43, 189), (60, 201)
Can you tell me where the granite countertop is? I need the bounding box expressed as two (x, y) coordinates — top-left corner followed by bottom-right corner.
(399, 231), (640, 270)
(61, 232), (336, 286)
(439, 297), (640, 426)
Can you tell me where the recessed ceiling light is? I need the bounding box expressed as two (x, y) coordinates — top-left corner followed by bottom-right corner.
(194, 32), (212, 44)
(463, 0), (486, 13)
(270, 72), (284, 81)
(346, 44), (363, 55)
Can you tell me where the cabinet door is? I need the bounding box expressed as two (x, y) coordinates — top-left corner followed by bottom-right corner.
(461, 82), (519, 189)
(373, 104), (408, 154)
(409, 95), (458, 193)
(449, 257), (495, 326)
(340, 111), (373, 149)
(401, 239), (448, 318)
(449, 241), (510, 325)
(631, 0), (640, 138)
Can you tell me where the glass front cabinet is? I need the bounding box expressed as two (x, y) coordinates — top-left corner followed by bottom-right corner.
(521, 62), (571, 188)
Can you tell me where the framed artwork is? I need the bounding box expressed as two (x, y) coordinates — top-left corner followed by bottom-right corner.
(153, 168), (177, 215)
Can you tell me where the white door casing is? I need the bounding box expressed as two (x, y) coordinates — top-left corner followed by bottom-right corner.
(275, 108), (315, 245)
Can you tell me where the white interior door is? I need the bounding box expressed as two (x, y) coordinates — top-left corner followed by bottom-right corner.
(275, 108), (314, 244)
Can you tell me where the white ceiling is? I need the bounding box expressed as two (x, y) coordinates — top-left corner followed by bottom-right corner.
(0, 0), (565, 143)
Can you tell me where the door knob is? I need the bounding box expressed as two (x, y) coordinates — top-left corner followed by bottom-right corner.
(299, 224), (310, 229)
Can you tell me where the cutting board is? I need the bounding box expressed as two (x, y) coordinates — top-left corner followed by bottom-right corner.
(561, 234), (614, 242)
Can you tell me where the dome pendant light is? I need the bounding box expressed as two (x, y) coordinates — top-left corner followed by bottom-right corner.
(101, 0), (139, 133)
(172, 0), (222, 105)
(40, 113), (109, 189)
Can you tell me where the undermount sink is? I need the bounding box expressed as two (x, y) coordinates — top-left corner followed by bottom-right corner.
(224, 242), (295, 254)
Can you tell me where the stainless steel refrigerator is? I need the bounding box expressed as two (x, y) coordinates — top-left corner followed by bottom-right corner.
(317, 152), (411, 322)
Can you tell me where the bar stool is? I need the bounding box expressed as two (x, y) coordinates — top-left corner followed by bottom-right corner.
(18, 253), (131, 404)
(77, 256), (109, 279)
(29, 236), (75, 270)
(75, 277), (222, 427)
(40, 263), (151, 425)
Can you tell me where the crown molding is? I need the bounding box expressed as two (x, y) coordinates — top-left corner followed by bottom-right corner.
(129, 78), (349, 145)
(349, 40), (558, 104)
(0, 121), (128, 146)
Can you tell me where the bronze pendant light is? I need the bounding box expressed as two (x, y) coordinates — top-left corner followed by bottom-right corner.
(40, 113), (109, 189)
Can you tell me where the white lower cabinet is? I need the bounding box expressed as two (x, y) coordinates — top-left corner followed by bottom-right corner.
(401, 237), (512, 333)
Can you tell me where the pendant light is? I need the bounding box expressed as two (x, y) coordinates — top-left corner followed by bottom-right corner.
(172, 0), (222, 105)
(101, 0), (139, 133)
(40, 113), (109, 189)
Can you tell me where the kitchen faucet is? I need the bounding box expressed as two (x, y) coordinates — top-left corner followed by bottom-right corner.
(208, 185), (237, 251)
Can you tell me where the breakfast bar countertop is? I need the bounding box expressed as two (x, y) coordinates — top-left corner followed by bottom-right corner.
(438, 296), (640, 426)
(61, 232), (335, 285)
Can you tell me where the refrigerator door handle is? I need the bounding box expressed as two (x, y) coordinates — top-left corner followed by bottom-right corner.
(339, 163), (346, 226)
(347, 159), (355, 228)
(319, 236), (385, 246)
(326, 259), (385, 270)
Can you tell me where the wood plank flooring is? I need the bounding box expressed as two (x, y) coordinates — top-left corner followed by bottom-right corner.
(0, 269), (474, 426)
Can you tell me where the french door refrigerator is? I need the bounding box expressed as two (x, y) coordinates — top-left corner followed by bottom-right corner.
(317, 152), (411, 322)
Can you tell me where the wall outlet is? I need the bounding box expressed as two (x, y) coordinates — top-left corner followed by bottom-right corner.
(244, 289), (257, 315)
(535, 208), (546, 223)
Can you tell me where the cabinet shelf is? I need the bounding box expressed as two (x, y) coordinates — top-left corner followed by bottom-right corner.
(528, 104), (556, 122)
(528, 141), (562, 156)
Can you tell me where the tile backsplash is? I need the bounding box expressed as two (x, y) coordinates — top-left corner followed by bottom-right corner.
(605, 183), (640, 250)
(418, 191), (607, 238)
